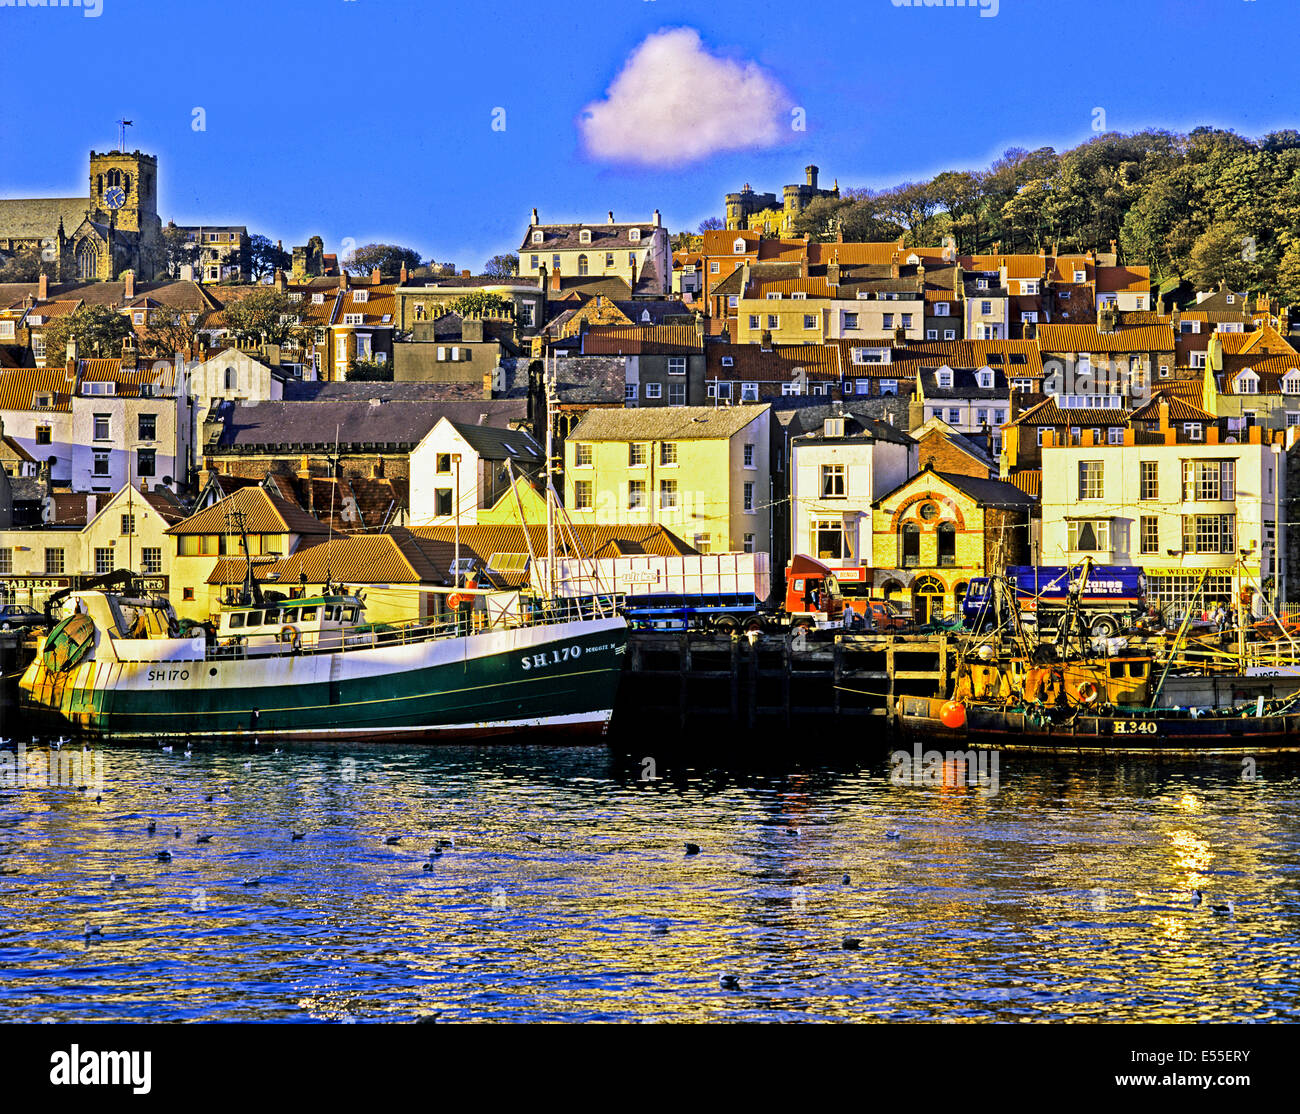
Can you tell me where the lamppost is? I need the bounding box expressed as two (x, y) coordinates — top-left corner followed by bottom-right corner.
(452, 453), (462, 589)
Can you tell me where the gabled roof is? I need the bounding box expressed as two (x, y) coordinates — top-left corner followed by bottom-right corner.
(1095, 265), (1151, 294)
(410, 522), (698, 562)
(250, 529), (451, 587)
(167, 486), (330, 536)
(0, 365), (79, 412)
(570, 403), (769, 442)
(705, 343), (841, 381)
(1127, 392), (1215, 423)
(1036, 322), (1174, 353)
(1006, 397), (1131, 427)
(447, 420), (543, 464)
(520, 221), (660, 253)
(581, 325), (702, 355)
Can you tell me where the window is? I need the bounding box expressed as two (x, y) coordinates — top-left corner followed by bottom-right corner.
(93, 451), (110, 477)
(882, 314), (894, 329)
(35, 424), (51, 445)
(1184, 423), (1203, 441)
(1023, 280), (1039, 295)
(625, 383), (638, 402)
(645, 383), (662, 399)
(95, 547), (113, 575)
(575, 443), (592, 466)
(743, 443), (755, 468)
(935, 303), (949, 316)
(573, 480), (593, 510)
(628, 480), (646, 510)
(937, 523), (956, 567)
(936, 368), (953, 389)
(748, 315), (760, 329)
(1183, 460), (1234, 501)
(660, 442), (678, 466)
(668, 357), (686, 376)
(93, 414), (110, 440)
(1068, 519), (1111, 552)
(660, 480), (678, 509)
(901, 314), (913, 329)
(577, 254), (589, 276)
(121, 513), (135, 536)
(1140, 460), (1159, 500)
(980, 301), (993, 315)
(141, 546), (162, 575)
(821, 464), (845, 498)
(1140, 516), (1159, 555)
(552, 254), (560, 270)
(946, 408), (961, 424)
(44, 548), (64, 575)
(138, 413), (156, 441)
(1108, 427), (1124, 445)
(1183, 514), (1236, 554)
(182, 587), (195, 601)
(743, 482), (754, 513)
(709, 381), (732, 400)
(137, 449), (155, 477)
(814, 517), (844, 560)
(629, 443), (647, 467)
(976, 409), (989, 426)
(803, 315), (817, 330)
(844, 312), (859, 330)
(743, 533), (755, 554)
(943, 329), (956, 340)
(0, 548), (9, 574)
(436, 453), (452, 473)
(1078, 461), (1103, 500)
(694, 533), (712, 554)
(710, 261), (720, 274)
(741, 382), (758, 402)
(767, 315), (779, 329)
(435, 488), (453, 516)
(900, 523), (920, 567)
(1074, 270), (1086, 283)
(578, 229), (591, 244)
(530, 255), (539, 270)
(667, 383), (686, 406)
(532, 231), (544, 244)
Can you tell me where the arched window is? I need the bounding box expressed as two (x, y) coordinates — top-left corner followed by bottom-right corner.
(937, 522), (956, 566)
(899, 522), (920, 567)
(76, 240), (99, 280)
(224, 367), (236, 390)
(106, 169), (122, 188)
(577, 254), (589, 276)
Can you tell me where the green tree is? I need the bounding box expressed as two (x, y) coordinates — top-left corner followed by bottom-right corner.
(248, 234), (290, 281)
(343, 243), (423, 276)
(221, 288), (312, 346)
(345, 357), (393, 381)
(0, 246), (50, 282)
(482, 253), (519, 277)
(446, 292), (513, 317)
(42, 305), (135, 360)
(141, 306), (197, 357)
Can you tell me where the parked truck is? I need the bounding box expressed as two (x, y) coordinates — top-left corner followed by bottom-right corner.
(962, 563), (1147, 638)
(533, 552), (844, 632)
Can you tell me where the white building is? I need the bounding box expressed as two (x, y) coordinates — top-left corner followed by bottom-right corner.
(409, 417), (544, 527)
(186, 349), (284, 452)
(789, 408), (917, 571)
(1040, 420), (1288, 617)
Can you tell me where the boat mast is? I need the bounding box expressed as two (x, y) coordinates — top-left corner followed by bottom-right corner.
(545, 350), (555, 600)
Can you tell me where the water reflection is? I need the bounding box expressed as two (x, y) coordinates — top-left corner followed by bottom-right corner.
(0, 736), (1297, 1021)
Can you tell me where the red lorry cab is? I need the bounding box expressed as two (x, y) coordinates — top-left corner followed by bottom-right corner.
(783, 554), (845, 625)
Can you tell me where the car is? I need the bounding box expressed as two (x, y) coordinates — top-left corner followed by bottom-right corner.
(857, 598), (909, 631)
(0, 603), (49, 632)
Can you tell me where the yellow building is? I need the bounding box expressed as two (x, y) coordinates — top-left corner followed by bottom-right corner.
(166, 486), (329, 620)
(564, 404), (771, 555)
(871, 467), (1033, 623)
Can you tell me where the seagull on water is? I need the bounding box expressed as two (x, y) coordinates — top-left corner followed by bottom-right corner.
(146, 820), (156, 835)
(885, 830), (902, 841)
(173, 826), (181, 838)
(241, 876), (261, 887)
(719, 974), (741, 990)
(195, 834), (213, 844)
(291, 831), (305, 841)
(157, 850), (172, 862)
(684, 843), (701, 856)
(242, 761), (252, 771)
(524, 834), (542, 844)
(651, 924), (669, 936)
(1211, 901), (1235, 916)
(109, 873), (126, 885)
(83, 923), (102, 938)
(384, 835), (402, 846)
(1191, 890), (1203, 907)
(422, 861), (436, 871)
(205, 794), (214, 802)
(842, 937), (862, 950)
(161, 745), (172, 753)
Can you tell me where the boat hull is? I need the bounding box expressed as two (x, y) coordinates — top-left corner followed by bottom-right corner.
(897, 696), (1300, 753)
(19, 616), (628, 743)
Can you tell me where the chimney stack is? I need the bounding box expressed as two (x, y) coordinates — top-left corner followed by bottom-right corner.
(123, 271), (135, 300)
(537, 262), (548, 291)
(273, 269), (287, 293)
(37, 272), (48, 301)
(760, 329), (773, 352)
(607, 211), (615, 224)
(652, 209), (661, 227)
(530, 208), (539, 226)
(399, 262), (409, 284)
(339, 270), (349, 291)
(370, 265), (381, 285)
(550, 263), (562, 292)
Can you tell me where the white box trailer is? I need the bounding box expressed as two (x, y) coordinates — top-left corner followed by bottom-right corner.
(533, 552), (771, 605)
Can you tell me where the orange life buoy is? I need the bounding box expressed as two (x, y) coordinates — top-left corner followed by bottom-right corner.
(279, 624), (301, 649)
(1077, 680), (1100, 704)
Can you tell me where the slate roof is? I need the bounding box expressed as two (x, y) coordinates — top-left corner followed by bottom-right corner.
(519, 221), (659, 253)
(411, 523), (698, 563)
(917, 367), (1007, 399)
(208, 399), (475, 451)
(569, 403), (769, 442)
(790, 411), (914, 447)
(935, 471), (1038, 508)
(0, 197), (89, 239)
(448, 420), (543, 464)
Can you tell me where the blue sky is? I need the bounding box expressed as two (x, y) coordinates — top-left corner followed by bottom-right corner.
(1, 0), (1296, 271)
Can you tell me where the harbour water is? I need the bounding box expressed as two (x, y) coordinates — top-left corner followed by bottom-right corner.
(0, 734), (1298, 1022)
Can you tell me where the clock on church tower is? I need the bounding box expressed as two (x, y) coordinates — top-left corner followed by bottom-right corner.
(104, 186), (126, 210)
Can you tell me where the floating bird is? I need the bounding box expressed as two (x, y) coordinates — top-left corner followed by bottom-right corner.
(241, 877), (261, 887)
(435, 838), (455, 850)
(161, 745), (173, 753)
(842, 937), (862, 950)
(841, 874), (851, 886)
(164, 786), (173, 793)
(1191, 890), (1204, 907)
(685, 842), (701, 855)
(157, 850), (172, 862)
(718, 974), (741, 990)
(184, 746), (192, 757)
(52, 737), (65, 750)
(784, 827), (800, 837)
(384, 835), (402, 846)
(273, 748), (282, 755)
(426, 848), (441, 860)
(651, 924), (669, 936)
(290, 831), (305, 841)
(83, 923), (102, 938)
(94, 795), (102, 805)
(422, 861), (435, 871)
(109, 873), (126, 885)
(173, 826), (181, 838)
(1211, 901), (1235, 916)
(242, 761), (252, 771)
(524, 834), (542, 844)
(146, 820), (156, 835)
(195, 834), (213, 844)
(205, 794), (214, 802)
(77, 785), (88, 793)
(885, 830), (902, 841)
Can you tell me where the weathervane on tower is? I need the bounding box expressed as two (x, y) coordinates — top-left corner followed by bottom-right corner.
(115, 118), (133, 151)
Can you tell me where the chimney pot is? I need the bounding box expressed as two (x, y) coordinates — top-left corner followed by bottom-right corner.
(370, 265), (381, 285)
(530, 208), (539, 226)
(37, 272), (48, 301)
(608, 211), (614, 224)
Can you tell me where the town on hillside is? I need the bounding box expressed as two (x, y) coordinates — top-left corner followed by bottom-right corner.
(1, 144), (1296, 632)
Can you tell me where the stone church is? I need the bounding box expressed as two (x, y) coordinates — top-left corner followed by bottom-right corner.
(0, 148), (163, 281)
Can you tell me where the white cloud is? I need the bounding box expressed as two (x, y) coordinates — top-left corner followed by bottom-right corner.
(580, 28), (793, 167)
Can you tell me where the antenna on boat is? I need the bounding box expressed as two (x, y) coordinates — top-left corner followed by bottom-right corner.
(324, 422), (340, 595)
(545, 350), (556, 601)
(230, 508), (264, 608)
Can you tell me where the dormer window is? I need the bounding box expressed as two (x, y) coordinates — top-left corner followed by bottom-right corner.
(1226, 294), (1236, 304)
(1283, 371), (1300, 395)
(721, 356), (734, 367)
(629, 228), (641, 242)
(792, 291), (807, 300)
(312, 292), (325, 304)
(936, 367), (954, 389)
(977, 368), (994, 389)
(1235, 370), (1259, 394)
(733, 238), (746, 254)
(1022, 280), (1039, 295)
(343, 313), (363, 325)
(1073, 270), (1086, 283)
(33, 392), (52, 408)
(977, 279), (989, 290)
(288, 292), (303, 303)
(824, 417), (845, 438)
(352, 290), (369, 303)
(579, 229), (591, 244)
(640, 310), (651, 323)
(766, 293), (782, 300)
(532, 230), (544, 244)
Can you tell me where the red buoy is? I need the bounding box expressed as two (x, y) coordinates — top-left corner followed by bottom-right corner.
(940, 700), (967, 729)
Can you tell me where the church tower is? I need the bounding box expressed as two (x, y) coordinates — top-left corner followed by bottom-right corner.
(88, 149), (158, 235)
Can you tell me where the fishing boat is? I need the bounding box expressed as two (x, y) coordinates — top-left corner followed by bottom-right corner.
(18, 575), (627, 741)
(896, 556), (1300, 753)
